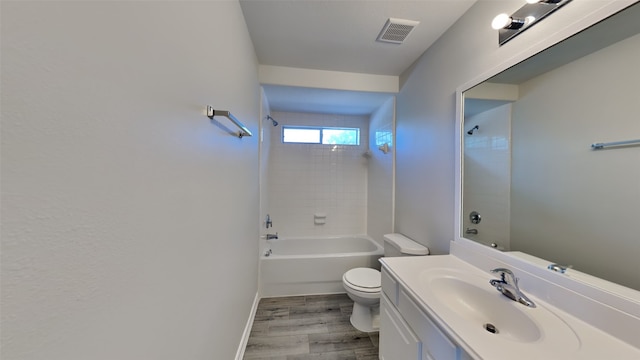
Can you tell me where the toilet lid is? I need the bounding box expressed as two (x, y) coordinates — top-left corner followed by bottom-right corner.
(344, 268), (381, 289)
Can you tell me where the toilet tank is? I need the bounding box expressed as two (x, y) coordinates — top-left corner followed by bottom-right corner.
(383, 233), (430, 257)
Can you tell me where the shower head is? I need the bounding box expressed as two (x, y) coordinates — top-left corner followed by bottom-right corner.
(467, 125), (479, 135)
(266, 115), (278, 127)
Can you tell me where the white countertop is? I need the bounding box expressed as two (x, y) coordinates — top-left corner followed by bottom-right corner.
(381, 254), (640, 360)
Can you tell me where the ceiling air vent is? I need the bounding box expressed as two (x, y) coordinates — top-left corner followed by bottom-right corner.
(376, 17), (420, 44)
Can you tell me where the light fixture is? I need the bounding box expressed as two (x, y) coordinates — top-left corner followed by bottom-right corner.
(492, 13), (538, 31)
(492, 0), (572, 45)
(491, 13), (525, 30)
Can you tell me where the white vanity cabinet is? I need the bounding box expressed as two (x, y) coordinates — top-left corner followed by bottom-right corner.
(380, 267), (473, 360)
(380, 293), (420, 359)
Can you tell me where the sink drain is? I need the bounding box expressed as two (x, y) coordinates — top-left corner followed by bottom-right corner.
(484, 323), (499, 334)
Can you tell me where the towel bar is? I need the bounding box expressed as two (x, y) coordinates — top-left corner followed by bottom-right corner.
(591, 138), (640, 150)
(206, 106), (252, 138)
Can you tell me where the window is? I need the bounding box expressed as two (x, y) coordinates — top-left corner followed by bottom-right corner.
(282, 127), (320, 144)
(375, 130), (393, 147)
(282, 126), (360, 145)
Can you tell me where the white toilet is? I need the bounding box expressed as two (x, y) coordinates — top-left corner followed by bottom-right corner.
(342, 233), (429, 332)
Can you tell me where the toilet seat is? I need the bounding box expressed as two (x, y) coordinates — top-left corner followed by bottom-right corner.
(343, 268), (381, 293)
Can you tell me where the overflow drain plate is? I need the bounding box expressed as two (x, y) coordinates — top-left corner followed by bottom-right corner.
(484, 323), (499, 334)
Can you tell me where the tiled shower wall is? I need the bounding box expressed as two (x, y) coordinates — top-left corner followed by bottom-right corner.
(268, 112), (369, 237)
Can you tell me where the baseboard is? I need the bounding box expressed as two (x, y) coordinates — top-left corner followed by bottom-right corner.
(235, 291), (260, 360)
(261, 281), (345, 298)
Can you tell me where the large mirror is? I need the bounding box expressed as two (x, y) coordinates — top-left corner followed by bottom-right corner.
(462, 3), (640, 291)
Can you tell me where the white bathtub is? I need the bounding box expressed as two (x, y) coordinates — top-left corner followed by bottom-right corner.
(260, 235), (384, 297)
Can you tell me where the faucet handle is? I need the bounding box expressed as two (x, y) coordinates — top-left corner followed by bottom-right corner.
(490, 268), (516, 284)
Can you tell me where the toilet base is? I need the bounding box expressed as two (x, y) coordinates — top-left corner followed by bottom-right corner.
(349, 302), (380, 332)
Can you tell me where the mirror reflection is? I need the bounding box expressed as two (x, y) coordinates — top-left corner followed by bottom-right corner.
(462, 3), (640, 291)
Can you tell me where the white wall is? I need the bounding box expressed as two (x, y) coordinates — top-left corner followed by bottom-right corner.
(510, 33), (640, 290)
(267, 112), (369, 237)
(367, 98), (396, 245)
(395, 0), (633, 254)
(1, 2), (260, 360)
(463, 104), (511, 250)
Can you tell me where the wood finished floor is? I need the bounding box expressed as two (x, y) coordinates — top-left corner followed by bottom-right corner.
(243, 294), (379, 360)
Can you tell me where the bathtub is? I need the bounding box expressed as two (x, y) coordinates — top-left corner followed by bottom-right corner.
(260, 235), (384, 297)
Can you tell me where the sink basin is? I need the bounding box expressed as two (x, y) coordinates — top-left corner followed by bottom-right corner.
(418, 267), (580, 352)
(429, 275), (541, 342)
(380, 255), (640, 359)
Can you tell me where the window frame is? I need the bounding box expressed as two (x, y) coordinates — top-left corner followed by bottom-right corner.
(281, 126), (360, 146)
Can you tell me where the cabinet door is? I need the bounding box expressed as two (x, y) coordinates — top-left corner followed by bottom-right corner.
(380, 293), (421, 360)
(398, 290), (458, 360)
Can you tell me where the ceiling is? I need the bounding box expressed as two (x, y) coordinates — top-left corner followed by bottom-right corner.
(240, 0), (476, 115)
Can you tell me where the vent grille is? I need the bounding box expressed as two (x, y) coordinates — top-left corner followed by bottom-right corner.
(377, 18), (420, 44)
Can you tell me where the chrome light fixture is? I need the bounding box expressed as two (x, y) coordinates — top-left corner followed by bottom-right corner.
(492, 0), (572, 45)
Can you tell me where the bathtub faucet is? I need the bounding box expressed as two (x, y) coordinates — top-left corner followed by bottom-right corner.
(266, 233), (278, 240)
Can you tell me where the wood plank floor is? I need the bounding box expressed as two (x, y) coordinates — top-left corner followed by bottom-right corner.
(243, 294), (379, 360)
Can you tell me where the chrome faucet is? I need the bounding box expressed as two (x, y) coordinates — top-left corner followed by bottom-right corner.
(489, 268), (536, 308)
(265, 233), (278, 240)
